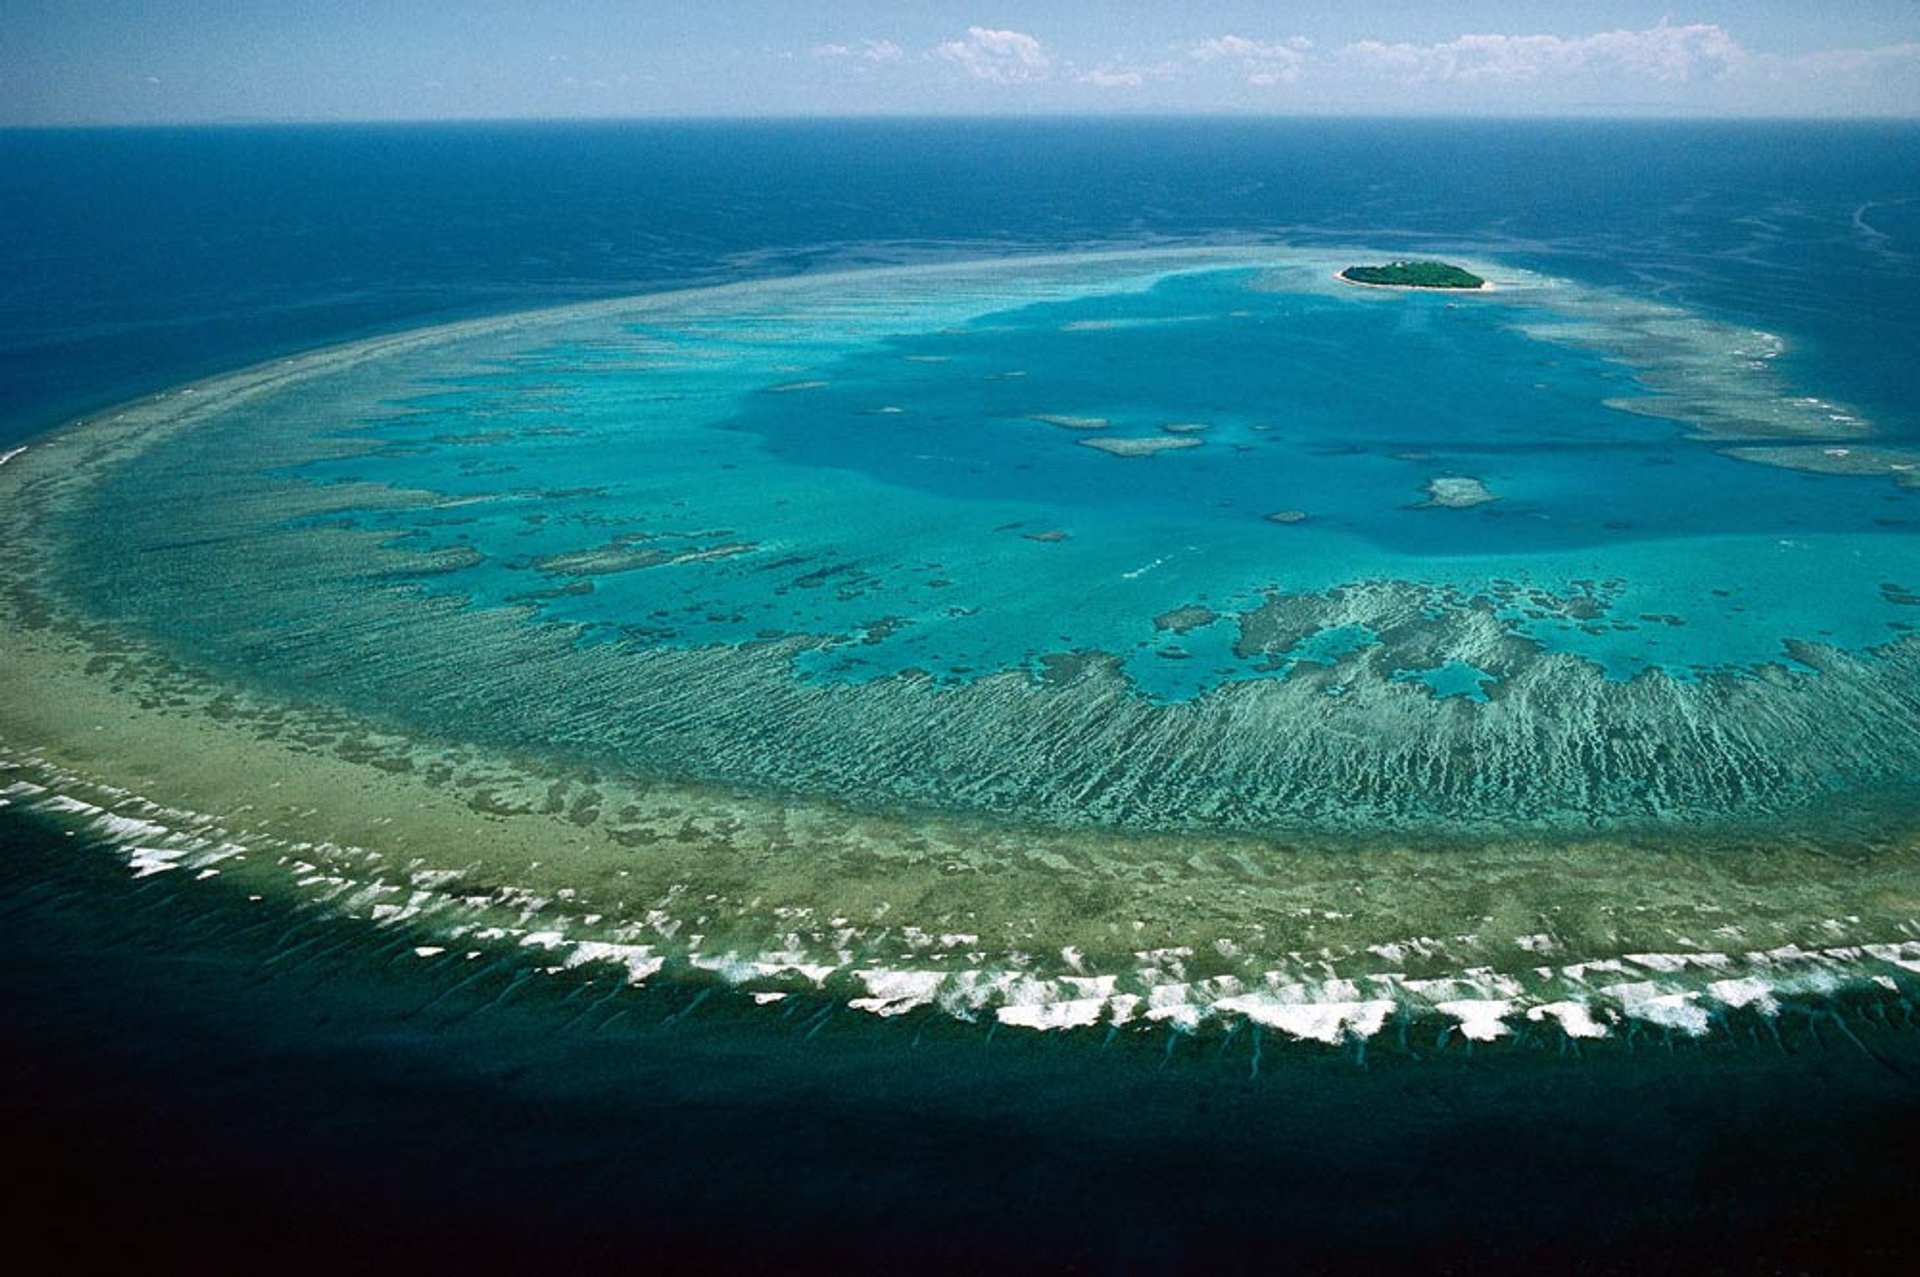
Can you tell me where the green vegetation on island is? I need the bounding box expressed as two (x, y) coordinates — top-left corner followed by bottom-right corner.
(1339, 261), (1487, 290)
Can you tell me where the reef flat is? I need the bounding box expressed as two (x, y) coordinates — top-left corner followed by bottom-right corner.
(2, 248), (1917, 1051)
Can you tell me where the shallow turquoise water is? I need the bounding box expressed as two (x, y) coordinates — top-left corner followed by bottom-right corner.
(296, 262), (1918, 708)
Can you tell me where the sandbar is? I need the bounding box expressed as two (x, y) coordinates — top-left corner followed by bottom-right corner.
(1078, 436), (1203, 457)
(1028, 414), (1109, 430)
(1420, 476), (1499, 508)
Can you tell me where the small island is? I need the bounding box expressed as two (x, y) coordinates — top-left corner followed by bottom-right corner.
(1339, 261), (1487, 290)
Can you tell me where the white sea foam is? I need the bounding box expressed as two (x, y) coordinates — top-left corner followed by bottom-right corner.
(848, 968), (944, 1017)
(1562, 958), (1632, 983)
(1604, 982), (1712, 1035)
(1143, 982), (1203, 1030)
(125, 846), (186, 878)
(1527, 1000), (1610, 1039)
(1212, 992), (1395, 1044)
(1864, 942), (1920, 975)
(997, 995), (1110, 1031)
(1402, 971), (1526, 1000)
(563, 940), (666, 984)
(940, 969), (1022, 1018)
(1707, 976), (1778, 1013)
(94, 812), (172, 842)
(339, 882), (400, 914)
(991, 974), (1119, 1031)
(1625, 951), (1731, 973)
(743, 954), (840, 984)
(1434, 999), (1515, 1041)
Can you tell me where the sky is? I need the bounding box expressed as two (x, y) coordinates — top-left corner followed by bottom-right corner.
(4, 1), (1919, 125)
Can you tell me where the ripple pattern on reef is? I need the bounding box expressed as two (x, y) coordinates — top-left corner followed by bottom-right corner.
(47, 439), (1920, 835)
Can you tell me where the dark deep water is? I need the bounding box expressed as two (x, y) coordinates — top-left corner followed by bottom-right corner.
(5, 119), (1920, 1272)
(5, 802), (1918, 1274)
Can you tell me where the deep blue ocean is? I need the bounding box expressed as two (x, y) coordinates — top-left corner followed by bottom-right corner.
(6, 118), (1919, 449)
(4, 119), (1920, 1273)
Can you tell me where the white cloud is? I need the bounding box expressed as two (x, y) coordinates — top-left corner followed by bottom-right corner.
(1340, 23), (1745, 85)
(1076, 62), (1178, 89)
(817, 20), (1913, 113)
(813, 39), (903, 64)
(1727, 40), (1920, 113)
(1188, 34), (1312, 86)
(937, 27), (1049, 83)
(1792, 41), (1920, 77)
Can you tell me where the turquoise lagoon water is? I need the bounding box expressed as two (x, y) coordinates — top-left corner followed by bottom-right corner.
(327, 263), (1915, 692)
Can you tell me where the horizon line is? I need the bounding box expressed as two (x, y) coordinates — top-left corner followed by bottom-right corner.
(5, 109), (1919, 131)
